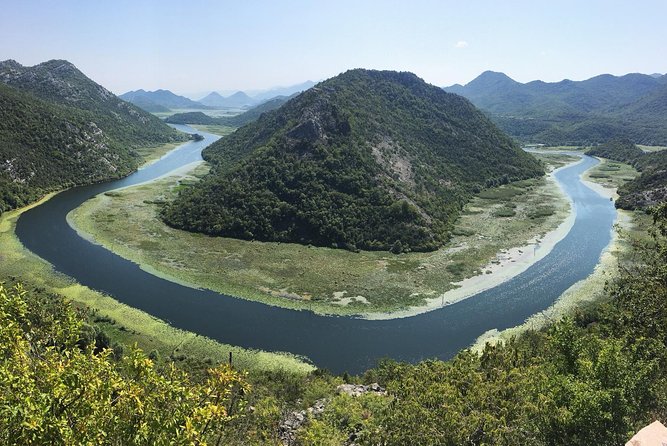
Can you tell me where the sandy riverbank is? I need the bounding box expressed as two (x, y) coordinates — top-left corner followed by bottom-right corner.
(363, 158), (582, 320)
(471, 208), (630, 350)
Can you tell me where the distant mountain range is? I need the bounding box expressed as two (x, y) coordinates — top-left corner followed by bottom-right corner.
(198, 91), (254, 108)
(0, 59), (183, 213)
(161, 69), (542, 253)
(119, 89), (211, 112)
(251, 80), (317, 102)
(165, 94), (295, 127)
(120, 81), (316, 113)
(445, 71), (667, 145)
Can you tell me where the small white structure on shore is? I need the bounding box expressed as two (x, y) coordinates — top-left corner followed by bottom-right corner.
(626, 420), (667, 446)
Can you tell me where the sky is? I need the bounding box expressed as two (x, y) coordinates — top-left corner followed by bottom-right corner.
(1, 0), (666, 98)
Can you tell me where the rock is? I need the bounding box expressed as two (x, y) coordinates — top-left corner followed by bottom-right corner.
(336, 382), (387, 397)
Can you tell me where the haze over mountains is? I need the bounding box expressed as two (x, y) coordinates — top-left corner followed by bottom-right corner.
(445, 71), (667, 145)
(119, 89), (209, 112)
(165, 95), (295, 128)
(121, 80), (316, 113)
(0, 59), (183, 213)
(162, 69), (542, 252)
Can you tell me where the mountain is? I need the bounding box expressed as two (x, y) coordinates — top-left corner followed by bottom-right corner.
(586, 139), (667, 209)
(0, 59), (184, 213)
(445, 71), (667, 145)
(0, 59), (184, 148)
(119, 89), (207, 111)
(165, 94), (293, 127)
(164, 111), (217, 125)
(162, 69), (542, 252)
(586, 138), (645, 163)
(618, 150), (667, 209)
(251, 80), (316, 102)
(122, 96), (170, 113)
(198, 91), (255, 108)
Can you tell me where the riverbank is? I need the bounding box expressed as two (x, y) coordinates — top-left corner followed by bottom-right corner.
(366, 156), (579, 320)
(0, 144), (313, 374)
(471, 157), (641, 349)
(68, 153), (576, 318)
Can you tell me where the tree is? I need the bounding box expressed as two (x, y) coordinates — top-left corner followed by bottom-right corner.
(0, 283), (249, 445)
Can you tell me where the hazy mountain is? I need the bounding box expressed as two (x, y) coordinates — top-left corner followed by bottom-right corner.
(0, 59), (183, 213)
(162, 69), (542, 252)
(119, 89), (207, 111)
(251, 80), (316, 102)
(198, 91), (255, 108)
(0, 59), (183, 149)
(165, 94), (294, 127)
(444, 71), (667, 145)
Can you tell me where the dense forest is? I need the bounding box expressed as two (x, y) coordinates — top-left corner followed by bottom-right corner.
(0, 60), (184, 213)
(3, 203), (666, 444)
(165, 95), (292, 127)
(162, 69), (543, 252)
(446, 71), (667, 145)
(586, 139), (667, 209)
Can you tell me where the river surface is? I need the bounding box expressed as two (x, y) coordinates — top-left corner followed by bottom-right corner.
(16, 126), (616, 374)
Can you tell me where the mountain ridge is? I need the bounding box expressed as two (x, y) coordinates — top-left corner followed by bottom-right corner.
(162, 69), (542, 252)
(444, 71), (667, 145)
(0, 59), (184, 213)
(120, 89), (210, 111)
(198, 91), (255, 108)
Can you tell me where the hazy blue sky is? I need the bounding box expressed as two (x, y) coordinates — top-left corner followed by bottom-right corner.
(1, 0), (665, 97)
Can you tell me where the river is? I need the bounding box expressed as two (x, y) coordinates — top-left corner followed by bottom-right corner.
(15, 126), (616, 374)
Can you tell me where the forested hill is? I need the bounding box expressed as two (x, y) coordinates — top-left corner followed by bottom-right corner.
(162, 69), (543, 252)
(164, 95), (293, 127)
(0, 59), (183, 148)
(586, 139), (667, 209)
(445, 71), (667, 145)
(0, 59), (185, 213)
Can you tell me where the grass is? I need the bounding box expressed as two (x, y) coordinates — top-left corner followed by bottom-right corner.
(638, 145), (667, 153)
(0, 150), (313, 375)
(190, 124), (237, 136)
(70, 155), (573, 317)
(533, 153), (581, 170)
(583, 157), (639, 193)
(527, 145), (586, 152)
(133, 141), (183, 166)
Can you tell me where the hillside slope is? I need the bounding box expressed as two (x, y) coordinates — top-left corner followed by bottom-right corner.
(445, 71), (667, 145)
(0, 59), (184, 213)
(119, 89), (208, 111)
(585, 139), (667, 209)
(162, 69), (542, 252)
(0, 59), (183, 148)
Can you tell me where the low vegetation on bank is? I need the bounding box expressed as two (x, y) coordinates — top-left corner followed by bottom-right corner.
(70, 153), (570, 316)
(4, 202), (667, 445)
(0, 173), (312, 376)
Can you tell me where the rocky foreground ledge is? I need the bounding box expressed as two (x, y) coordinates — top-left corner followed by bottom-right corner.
(279, 383), (387, 445)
